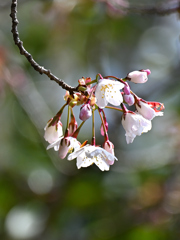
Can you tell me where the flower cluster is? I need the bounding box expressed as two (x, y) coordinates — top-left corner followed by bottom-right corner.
(44, 70), (164, 171)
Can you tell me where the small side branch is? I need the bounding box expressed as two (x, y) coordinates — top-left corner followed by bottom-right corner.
(10, 0), (78, 93)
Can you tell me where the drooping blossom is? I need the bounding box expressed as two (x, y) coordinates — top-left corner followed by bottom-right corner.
(46, 136), (80, 156)
(127, 69), (151, 84)
(68, 145), (118, 171)
(121, 112), (152, 144)
(44, 118), (63, 144)
(58, 137), (81, 159)
(95, 79), (124, 108)
(136, 100), (164, 121)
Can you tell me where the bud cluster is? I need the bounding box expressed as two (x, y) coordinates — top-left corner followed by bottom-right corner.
(44, 70), (164, 171)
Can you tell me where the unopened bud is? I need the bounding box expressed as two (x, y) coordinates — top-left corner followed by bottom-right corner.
(123, 94), (135, 106)
(103, 140), (115, 165)
(123, 84), (131, 95)
(79, 103), (92, 121)
(127, 69), (151, 83)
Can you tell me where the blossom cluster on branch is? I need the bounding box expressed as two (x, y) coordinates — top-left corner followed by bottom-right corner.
(44, 70), (164, 171)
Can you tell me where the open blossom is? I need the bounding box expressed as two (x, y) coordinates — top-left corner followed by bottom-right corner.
(44, 119), (63, 144)
(122, 112), (152, 144)
(46, 136), (80, 155)
(95, 79), (124, 108)
(136, 100), (164, 121)
(68, 145), (118, 171)
(127, 69), (151, 84)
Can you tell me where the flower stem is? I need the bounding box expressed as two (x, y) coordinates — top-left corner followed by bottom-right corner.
(86, 79), (97, 85)
(64, 105), (71, 137)
(98, 109), (109, 141)
(105, 106), (123, 112)
(91, 107), (96, 146)
(104, 76), (127, 84)
(49, 103), (67, 126)
(56, 103), (68, 117)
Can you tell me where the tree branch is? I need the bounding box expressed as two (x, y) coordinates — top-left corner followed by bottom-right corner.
(10, 0), (78, 93)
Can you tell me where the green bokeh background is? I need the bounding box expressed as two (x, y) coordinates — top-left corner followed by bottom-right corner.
(0, 0), (180, 239)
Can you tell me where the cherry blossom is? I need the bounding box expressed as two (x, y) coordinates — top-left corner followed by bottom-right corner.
(68, 145), (118, 171)
(95, 79), (124, 108)
(122, 112), (152, 144)
(43, 69), (164, 170)
(58, 137), (81, 159)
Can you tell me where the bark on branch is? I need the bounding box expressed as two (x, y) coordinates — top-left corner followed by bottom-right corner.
(10, 0), (78, 93)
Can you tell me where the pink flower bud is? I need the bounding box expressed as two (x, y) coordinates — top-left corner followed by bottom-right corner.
(58, 137), (70, 159)
(123, 84), (131, 95)
(127, 69), (151, 83)
(103, 140), (115, 165)
(123, 94), (135, 106)
(69, 121), (78, 136)
(142, 69), (151, 75)
(79, 103), (92, 121)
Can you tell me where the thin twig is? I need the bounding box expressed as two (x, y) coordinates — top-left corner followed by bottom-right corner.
(10, 0), (78, 93)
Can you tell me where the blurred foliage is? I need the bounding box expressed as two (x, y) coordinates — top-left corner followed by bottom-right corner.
(0, 0), (180, 239)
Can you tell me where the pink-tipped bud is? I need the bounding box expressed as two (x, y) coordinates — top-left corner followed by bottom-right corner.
(123, 84), (131, 95)
(58, 138), (70, 159)
(79, 103), (92, 121)
(69, 121), (78, 136)
(142, 69), (151, 75)
(103, 140), (115, 165)
(127, 69), (151, 84)
(123, 94), (135, 106)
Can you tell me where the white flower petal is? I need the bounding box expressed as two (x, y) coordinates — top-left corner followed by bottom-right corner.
(68, 145), (117, 170)
(67, 147), (85, 160)
(44, 119), (63, 144)
(127, 71), (148, 83)
(46, 137), (63, 151)
(105, 90), (123, 106)
(95, 79), (124, 108)
(122, 112), (152, 144)
(59, 137), (81, 159)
